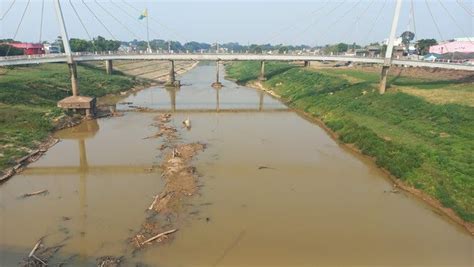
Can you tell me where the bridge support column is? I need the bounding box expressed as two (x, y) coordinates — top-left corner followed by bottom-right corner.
(54, 0), (96, 117)
(304, 60), (310, 67)
(258, 61), (266, 81)
(165, 60), (180, 87)
(105, 60), (113, 75)
(379, 65), (390, 94)
(69, 63), (79, 97)
(212, 60), (223, 88)
(378, 0), (402, 94)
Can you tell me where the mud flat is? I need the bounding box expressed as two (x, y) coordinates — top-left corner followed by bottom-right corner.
(131, 113), (206, 250)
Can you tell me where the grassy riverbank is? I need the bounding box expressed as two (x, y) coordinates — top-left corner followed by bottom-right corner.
(0, 63), (145, 172)
(226, 62), (474, 224)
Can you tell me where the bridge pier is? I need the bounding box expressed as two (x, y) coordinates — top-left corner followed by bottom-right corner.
(258, 61), (266, 81)
(105, 60), (113, 75)
(165, 60), (180, 88)
(304, 60), (310, 67)
(379, 65), (390, 94)
(211, 60), (223, 88)
(54, 0), (96, 118)
(57, 63), (96, 118)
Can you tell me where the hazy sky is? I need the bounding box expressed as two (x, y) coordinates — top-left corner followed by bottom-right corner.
(0, 0), (472, 46)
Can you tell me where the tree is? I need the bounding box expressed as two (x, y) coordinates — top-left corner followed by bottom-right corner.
(70, 38), (92, 52)
(0, 44), (23, 56)
(401, 31), (415, 52)
(278, 46), (289, 54)
(416, 39), (437, 55)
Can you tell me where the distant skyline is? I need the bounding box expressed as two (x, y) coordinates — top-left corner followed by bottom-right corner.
(0, 0), (472, 46)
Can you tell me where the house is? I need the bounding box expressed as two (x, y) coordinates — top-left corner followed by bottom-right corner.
(8, 43), (44, 55)
(366, 45), (381, 57)
(392, 46), (405, 58)
(43, 43), (61, 54)
(429, 41), (474, 54)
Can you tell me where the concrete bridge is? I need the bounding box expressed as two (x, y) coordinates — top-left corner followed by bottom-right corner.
(3, 0), (472, 116)
(2, 51), (473, 116)
(1, 52), (473, 71)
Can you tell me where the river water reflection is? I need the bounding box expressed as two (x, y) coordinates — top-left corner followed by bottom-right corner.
(0, 63), (472, 266)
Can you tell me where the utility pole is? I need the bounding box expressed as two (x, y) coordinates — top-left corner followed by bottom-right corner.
(379, 0), (403, 94)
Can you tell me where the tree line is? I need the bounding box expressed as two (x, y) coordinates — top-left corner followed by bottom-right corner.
(0, 36), (440, 56)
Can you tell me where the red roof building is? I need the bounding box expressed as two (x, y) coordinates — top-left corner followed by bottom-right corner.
(9, 43), (45, 55)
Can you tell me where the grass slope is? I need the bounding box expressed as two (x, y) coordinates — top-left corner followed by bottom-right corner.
(226, 62), (474, 222)
(0, 63), (142, 171)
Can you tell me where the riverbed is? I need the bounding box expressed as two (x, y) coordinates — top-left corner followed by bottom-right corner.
(0, 63), (472, 266)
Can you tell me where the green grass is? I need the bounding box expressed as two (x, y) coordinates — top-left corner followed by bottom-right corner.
(226, 62), (474, 222)
(0, 63), (144, 171)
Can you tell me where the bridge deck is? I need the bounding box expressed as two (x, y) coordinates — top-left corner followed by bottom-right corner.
(0, 53), (473, 71)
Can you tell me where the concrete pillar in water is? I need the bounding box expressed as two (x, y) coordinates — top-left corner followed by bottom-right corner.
(166, 60), (180, 87)
(212, 60), (223, 88)
(304, 60), (310, 67)
(216, 87), (220, 112)
(258, 61), (266, 81)
(259, 91), (264, 111)
(105, 60), (113, 75)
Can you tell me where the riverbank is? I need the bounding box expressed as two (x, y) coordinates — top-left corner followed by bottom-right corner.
(226, 61), (474, 233)
(0, 63), (150, 180)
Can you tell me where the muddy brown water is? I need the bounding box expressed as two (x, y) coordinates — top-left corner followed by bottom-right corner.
(1, 63), (472, 266)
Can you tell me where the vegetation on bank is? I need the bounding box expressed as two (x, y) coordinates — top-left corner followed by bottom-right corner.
(226, 62), (474, 222)
(0, 63), (144, 171)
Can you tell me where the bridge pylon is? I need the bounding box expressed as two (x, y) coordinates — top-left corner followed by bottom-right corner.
(379, 0), (403, 94)
(54, 0), (96, 117)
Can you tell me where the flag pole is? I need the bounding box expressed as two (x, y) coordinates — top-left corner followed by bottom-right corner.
(146, 9), (151, 53)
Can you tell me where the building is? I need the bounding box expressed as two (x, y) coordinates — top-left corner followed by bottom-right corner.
(429, 41), (474, 54)
(366, 45), (382, 57)
(43, 43), (61, 54)
(8, 43), (45, 55)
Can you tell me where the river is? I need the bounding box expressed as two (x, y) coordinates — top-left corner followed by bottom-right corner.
(0, 63), (472, 266)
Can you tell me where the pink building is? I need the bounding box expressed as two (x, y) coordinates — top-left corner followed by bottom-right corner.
(429, 41), (474, 54)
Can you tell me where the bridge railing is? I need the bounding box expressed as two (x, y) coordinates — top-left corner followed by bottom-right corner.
(0, 51), (472, 68)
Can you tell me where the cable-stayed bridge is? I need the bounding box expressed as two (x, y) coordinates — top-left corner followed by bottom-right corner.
(1, 52), (473, 71)
(0, 0), (472, 115)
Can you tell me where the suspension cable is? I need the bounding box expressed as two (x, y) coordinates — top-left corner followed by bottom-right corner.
(69, 0), (92, 40)
(286, 0), (348, 45)
(81, 0), (116, 40)
(364, 0), (388, 43)
(340, 0), (375, 45)
(119, 0), (189, 42)
(424, 0), (450, 53)
(438, 0), (473, 43)
(456, 0), (473, 17)
(6, 0), (31, 56)
(38, 0), (45, 43)
(310, 0), (363, 47)
(409, 0), (417, 41)
(262, 0), (331, 44)
(94, 0), (141, 40)
(0, 0), (16, 20)
(109, 0), (161, 38)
